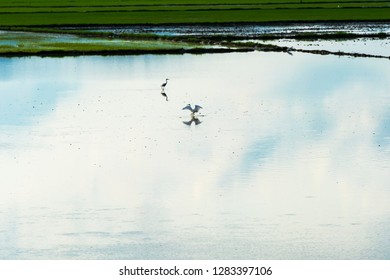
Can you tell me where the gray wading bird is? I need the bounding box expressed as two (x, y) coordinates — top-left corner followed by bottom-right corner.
(182, 104), (203, 114)
(161, 78), (169, 90)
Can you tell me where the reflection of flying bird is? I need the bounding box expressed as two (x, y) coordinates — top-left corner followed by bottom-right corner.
(183, 115), (202, 126)
(161, 78), (169, 90)
(182, 104), (203, 114)
(160, 89), (168, 101)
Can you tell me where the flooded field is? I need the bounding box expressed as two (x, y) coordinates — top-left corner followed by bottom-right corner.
(0, 49), (390, 259)
(2, 22), (390, 57)
(253, 37), (390, 57)
(85, 22), (390, 36)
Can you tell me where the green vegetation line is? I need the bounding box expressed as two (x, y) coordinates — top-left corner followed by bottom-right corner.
(0, 0), (390, 26)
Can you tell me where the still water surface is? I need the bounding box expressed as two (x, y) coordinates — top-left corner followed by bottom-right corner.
(0, 51), (390, 259)
(87, 22), (390, 36)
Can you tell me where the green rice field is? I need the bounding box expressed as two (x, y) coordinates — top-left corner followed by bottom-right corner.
(1, 0), (389, 56)
(0, 0), (390, 26)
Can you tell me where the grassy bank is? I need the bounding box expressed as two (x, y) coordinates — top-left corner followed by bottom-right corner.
(0, 30), (239, 56)
(0, 0), (390, 26)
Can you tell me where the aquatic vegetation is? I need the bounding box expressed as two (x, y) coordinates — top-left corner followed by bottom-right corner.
(0, 0), (389, 26)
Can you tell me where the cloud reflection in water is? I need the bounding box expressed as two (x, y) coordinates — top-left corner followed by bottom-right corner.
(0, 52), (390, 259)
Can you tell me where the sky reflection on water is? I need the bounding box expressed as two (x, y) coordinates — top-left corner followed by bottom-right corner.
(255, 37), (390, 57)
(0, 51), (390, 259)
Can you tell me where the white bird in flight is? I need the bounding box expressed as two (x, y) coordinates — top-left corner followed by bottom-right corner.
(182, 104), (203, 114)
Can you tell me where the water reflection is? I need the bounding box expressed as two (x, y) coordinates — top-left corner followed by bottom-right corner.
(0, 57), (78, 127)
(182, 115), (202, 126)
(254, 37), (390, 57)
(89, 22), (390, 37)
(0, 51), (390, 259)
(160, 89), (168, 101)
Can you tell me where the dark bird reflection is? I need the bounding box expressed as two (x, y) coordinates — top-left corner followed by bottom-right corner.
(183, 115), (202, 126)
(160, 89), (168, 101)
(286, 47), (294, 56)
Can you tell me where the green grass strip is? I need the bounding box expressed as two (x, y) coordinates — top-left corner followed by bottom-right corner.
(0, 0), (390, 26)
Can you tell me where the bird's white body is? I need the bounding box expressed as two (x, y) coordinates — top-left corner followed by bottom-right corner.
(182, 104), (203, 113)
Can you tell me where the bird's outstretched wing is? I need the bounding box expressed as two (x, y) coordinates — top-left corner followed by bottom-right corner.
(194, 105), (203, 112)
(182, 104), (192, 111)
